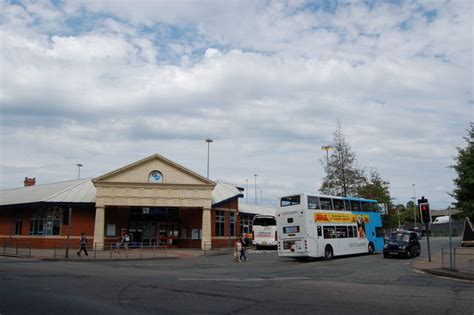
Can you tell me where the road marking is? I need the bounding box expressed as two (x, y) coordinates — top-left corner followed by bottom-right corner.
(412, 269), (425, 274)
(178, 276), (310, 282)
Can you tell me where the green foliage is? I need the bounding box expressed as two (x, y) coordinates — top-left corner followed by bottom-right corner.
(450, 122), (474, 220)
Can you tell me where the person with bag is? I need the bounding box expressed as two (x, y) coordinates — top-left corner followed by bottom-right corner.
(77, 232), (88, 257)
(234, 239), (242, 263)
(122, 232), (130, 251)
(240, 234), (248, 261)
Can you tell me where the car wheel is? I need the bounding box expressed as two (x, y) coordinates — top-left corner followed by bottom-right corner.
(324, 245), (334, 260)
(406, 249), (412, 258)
(368, 242), (375, 254)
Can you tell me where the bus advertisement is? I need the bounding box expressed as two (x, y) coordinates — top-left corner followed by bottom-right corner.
(276, 194), (384, 259)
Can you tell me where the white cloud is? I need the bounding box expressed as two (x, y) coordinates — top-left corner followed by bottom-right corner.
(0, 0), (472, 209)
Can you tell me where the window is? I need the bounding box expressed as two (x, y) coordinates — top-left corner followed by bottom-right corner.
(336, 226), (348, 238)
(253, 216), (276, 226)
(229, 212), (236, 236)
(15, 212), (24, 235)
(308, 196), (320, 209)
(280, 195), (301, 207)
(148, 170), (163, 183)
(371, 202), (379, 212)
(348, 226), (355, 238)
(317, 226), (322, 237)
(106, 224), (116, 237)
(29, 207), (62, 236)
(287, 218), (293, 223)
(320, 198), (333, 210)
(333, 199), (345, 211)
(375, 227), (384, 238)
(362, 201), (372, 212)
(239, 214), (253, 235)
(350, 200), (361, 212)
(215, 210), (225, 236)
(344, 200), (351, 211)
(323, 226), (336, 239)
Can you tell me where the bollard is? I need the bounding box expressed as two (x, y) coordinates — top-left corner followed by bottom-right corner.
(453, 248), (457, 270)
(54, 245), (56, 259)
(16, 240), (19, 255)
(441, 248), (444, 268)
(140, 242), (143, 259)
(153, 243), (156, 258)
(110, 243), (113, 259)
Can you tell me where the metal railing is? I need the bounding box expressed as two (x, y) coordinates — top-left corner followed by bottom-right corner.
(52, 241), (172, 260)
(441, 247), (474, 274)
(2, 239), (32, 257)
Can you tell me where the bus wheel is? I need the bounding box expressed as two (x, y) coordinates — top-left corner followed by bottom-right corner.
(324, 245), (334, 260)
(368, 242), (375, 254)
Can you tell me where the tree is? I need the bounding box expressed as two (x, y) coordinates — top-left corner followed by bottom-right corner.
(320, 120), (366, 196)
(358, 169), (391, 205)
(450, 122), (474, 220)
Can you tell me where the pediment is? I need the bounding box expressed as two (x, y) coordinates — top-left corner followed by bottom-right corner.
(92, 154), (215, 186)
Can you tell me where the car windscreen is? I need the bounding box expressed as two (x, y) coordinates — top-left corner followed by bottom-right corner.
(390, 233), (410, 242)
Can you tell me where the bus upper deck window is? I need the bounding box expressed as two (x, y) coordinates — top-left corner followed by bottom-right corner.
(281, 195), (301, 207)
(308, 196), (320, 209)
(351, 200), (361, 212)
(333, 199), (345, 211)
(362, 202), (372, 212)
(320, 198), (333, 210)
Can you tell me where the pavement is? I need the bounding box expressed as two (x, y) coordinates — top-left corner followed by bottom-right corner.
(411, 246), (474, 281)
(1, 246), (232, 261)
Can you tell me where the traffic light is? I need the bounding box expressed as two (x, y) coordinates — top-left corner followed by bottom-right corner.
(419, 203), (431, 224)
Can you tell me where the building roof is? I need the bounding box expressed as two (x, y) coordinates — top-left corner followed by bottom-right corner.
(0, 179), (242, 207)
(212, 181), (244, 205)
(239, 203), (276, 216)
(0, 178), (96, 206)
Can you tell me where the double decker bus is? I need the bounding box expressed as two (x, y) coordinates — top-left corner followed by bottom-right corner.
(276, 193), (384, 259)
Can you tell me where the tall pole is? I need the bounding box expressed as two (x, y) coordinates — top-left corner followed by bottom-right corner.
(76, 163), (83, 180)
(205, 139), (213, 179)
(254, 174), (257, 205)
(412, 184), (417, 226)
(321, 145), (334, 177)
(340, 148), (347, 197)
(245, 179), (248, 203)
(260, 190), (263, 205)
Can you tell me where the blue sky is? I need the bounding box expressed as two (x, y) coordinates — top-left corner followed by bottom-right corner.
(0, 0), (472, 209)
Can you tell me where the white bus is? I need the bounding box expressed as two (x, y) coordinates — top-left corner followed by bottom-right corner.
(252, 215), (277, 249)
(276, 193), (384, 259)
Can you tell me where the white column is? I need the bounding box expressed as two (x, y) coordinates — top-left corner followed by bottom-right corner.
(93, 206), (105, 250)
(201, 208), (212, 250)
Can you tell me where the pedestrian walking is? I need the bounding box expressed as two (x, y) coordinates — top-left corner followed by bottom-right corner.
(234, 239), (242, 263)
(114, 237), (122, 253)
(77, 232), (88, 257)
(122, 232), (130, 251)
(240, 234), (248, 261)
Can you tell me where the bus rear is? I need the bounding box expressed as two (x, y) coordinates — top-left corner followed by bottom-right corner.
(276, 194), (312, 258)
(252, 215), (278, 249)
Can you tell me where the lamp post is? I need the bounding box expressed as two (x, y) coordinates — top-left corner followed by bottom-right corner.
(205, 139), (213, 179)
(76, 163), (83, 180)
(245, 179), (248, 203)
(254, 174), (257, 205)
(412, 184), (417, 226)
(321, 145), (334, 176)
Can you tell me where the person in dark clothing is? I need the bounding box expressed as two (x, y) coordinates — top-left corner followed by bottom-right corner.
(77, 232), (88, 257)
(240, 235), (248, 261)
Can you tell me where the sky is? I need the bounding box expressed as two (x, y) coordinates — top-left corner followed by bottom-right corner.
(0, 0), (472, 210)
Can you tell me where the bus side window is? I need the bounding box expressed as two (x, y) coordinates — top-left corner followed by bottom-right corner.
(351, 200), (361, 212)
(344, 200), (351, 211)
(362, 201), (371, 212)
(317, 226), (322, 237)
(333, 199), (345, 211)
(320, 198), (333, 210)
(323, 226), (335, 239)
(371, 202), (379, 213)
(348, 226), (354, 238)
(308, 196), (320, 209)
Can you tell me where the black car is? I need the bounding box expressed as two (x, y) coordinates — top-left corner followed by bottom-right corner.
(383, 231), (421, 258)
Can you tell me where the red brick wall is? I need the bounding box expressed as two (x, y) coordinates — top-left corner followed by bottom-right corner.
(0, 204), (96, 249)
(211, 197), (240, 248)
(179, 208), (202, 248)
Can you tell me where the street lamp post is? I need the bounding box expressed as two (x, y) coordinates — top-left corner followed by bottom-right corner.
(76, 164), (83, 180)
(320, 145), (335, 176)
(205, 139), (213, 179)
(254, 174), (257, 205)
(412, 184), (417, 226)
(245, 179), (248, 203)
